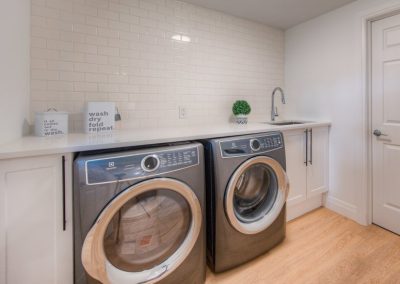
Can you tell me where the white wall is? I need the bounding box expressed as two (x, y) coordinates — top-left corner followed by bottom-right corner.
(31, 0), (284, 131)
(0, 0), (30, 145)
(284, 0), (400, 224)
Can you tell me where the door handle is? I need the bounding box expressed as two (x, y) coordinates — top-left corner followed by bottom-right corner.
(373, 129), (388, 137)
(309, 129), (313, 165)
(62, 156), (66, 231)
(304, 129), (308, 166)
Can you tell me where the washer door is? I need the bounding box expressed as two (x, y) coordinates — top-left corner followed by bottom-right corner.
(82, 178), (202, 284)
(225, 156), (289, 235)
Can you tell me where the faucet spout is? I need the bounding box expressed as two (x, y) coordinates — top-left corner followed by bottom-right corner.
(271, 87), (286, 121)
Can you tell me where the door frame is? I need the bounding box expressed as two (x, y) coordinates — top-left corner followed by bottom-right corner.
(362, 4), (400, 226)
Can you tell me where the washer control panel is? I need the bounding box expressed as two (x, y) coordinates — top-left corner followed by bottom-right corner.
(220, 132), (283, 158)
(85, 146), (199, 185)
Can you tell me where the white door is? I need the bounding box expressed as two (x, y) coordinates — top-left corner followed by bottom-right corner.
(284, 129), (307, 206)
(0, 154), (73, 284)
(372, 13), (400, 235)
(307, 127), (329, 197)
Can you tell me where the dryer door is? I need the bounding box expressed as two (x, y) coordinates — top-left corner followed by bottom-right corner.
(82, 178), (202, 284)
(225, 156), (289, 235)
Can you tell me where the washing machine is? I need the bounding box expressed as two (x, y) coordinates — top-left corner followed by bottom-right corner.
(73, 143), (206, 284)
(203, 132), (289, 272)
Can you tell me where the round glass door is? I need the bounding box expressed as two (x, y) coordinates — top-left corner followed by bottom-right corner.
(103, 189), (191, 272)
(233, 164), (278, 223)
(82, 178), (202, 284)
(225, 156), (289, 235)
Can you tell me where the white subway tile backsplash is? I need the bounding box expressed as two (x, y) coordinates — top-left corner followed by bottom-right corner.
(32, 27), (60, 39)
(119, 0), (139, 8)
(108, 20), (130, 32)
(47, 81), (74, 91)
(119, 13), (139, 25)
(32, 59), (48, 69)
(60, 71), (85, 81)
(31, 38), (47, 49)
(98, 83), (120, 92)
(47, 39), (74, 51)
(85, 35), (108, 46)
(98, 46), (119, 56)
(31, 69), (59, 80)
(31, 48), (59, 60)
(31, 0), (284, 130)
(98, 64), (120, 74)
(73, 23), (98, 35)
(102, 9), (121, 21)
(108, 93), (129, 101)
(73, 62), (98, 73)
(74, 42), (98, 54)
(61, 31), (86, 43)
(74, 82), (98, 92)
(98, 27), (119, 38)
(60, 51), (86, 62)
(108, 74), (129, 84)
(84, 73), (107, 82)
(85, 54), (107, 65)
(86, 15), (108, 28)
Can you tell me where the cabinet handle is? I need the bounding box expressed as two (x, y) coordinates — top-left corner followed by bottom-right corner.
(309, 129), (313, 165)
(62, 156), (66, 231)
(304, 129), (308, 166)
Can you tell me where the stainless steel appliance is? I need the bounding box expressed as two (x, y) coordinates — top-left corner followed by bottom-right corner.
(73, 143), (206, 284)
(203, 132), (289, 272)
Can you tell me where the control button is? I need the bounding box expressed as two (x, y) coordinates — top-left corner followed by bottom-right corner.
(141, 155), (160, 172)
(250, 139), (261, 151)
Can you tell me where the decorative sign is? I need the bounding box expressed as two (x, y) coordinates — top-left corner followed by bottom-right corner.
(34, 109), (68, 137)
(85, 102), (115, 133)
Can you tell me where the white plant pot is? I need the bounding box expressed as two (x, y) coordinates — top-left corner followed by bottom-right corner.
(235, 115), (248, 125)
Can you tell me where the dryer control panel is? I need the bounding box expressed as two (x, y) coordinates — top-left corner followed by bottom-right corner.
(85, 145), (199, 185)
(219, 132), (283, 158)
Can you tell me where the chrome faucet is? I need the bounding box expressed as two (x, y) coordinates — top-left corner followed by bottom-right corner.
(271, 87), (286, 121)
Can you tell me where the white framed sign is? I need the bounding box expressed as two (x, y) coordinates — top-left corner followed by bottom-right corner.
(85, 102), (115, 133)
(34, 109), (68, 137)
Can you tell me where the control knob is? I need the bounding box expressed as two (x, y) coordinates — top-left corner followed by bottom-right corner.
(250, 139), (261, 151)
(141, 155), (160, 172)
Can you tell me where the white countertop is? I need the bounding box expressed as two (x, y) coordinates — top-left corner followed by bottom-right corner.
(0, 121), (330, 160)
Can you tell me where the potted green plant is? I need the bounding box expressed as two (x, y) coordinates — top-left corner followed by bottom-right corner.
(232, 100), (251, 124)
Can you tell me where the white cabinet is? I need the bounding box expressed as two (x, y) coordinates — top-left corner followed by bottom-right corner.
(284, 126), (329, 218)
(0, 154), (73, 284)
(306, 127), (329, 197)
(285, 129), (308, 206)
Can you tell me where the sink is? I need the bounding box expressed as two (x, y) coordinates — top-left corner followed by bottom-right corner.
(263, 120), (310, 126)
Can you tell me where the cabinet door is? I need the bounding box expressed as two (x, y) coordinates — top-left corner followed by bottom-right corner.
(0, 154), (73, 284)
(307, 127), (329, 197)
(284, 129), (308, 206)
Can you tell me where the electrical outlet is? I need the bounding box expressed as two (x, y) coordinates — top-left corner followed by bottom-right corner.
(179, 106), (187, 119)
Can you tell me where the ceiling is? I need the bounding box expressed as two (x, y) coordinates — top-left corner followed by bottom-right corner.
(181, 0), (356, 30)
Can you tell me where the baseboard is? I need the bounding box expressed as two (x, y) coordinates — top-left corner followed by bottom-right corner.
(324, 195), (360, 223)
(287, 194), (323, 222)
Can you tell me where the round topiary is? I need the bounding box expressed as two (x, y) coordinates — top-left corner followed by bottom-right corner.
(232, 100), (251, 116)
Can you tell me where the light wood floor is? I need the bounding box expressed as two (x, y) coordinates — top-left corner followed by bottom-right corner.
(206, 208), (400, 284)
